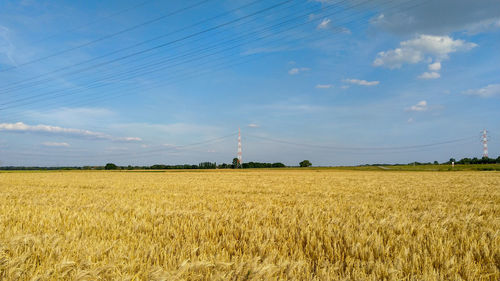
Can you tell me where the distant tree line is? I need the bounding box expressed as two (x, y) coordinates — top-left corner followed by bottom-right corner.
(362, 156), (500, 167)
(446, 156), (500, 165)
(3, 156), (498, 171)
(0, 166), (85, 170)
(0, 161), (287, 171)
(243, 162), (286, 168)
(100, 160), (287, 170)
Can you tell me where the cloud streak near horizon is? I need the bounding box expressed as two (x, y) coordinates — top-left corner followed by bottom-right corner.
(343, 79), (379, 86)
(0, 122), (142, 142)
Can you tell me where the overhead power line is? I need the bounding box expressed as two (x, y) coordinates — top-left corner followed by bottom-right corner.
(2, 129), (477, 161)
(0, 0), (334, 104)
(10, 0), (294, 83)
(245, 134), (477, 152)
(0, 0), (272, 93)
(0, 0), (213, 73)
(0, 0), (404, 110)
(0, 0), (324, 108)
(0, 0), (426, 121)
(2, 131), (238, 160)
(0, 2), (425, 122)
(26, 0), (154, 46)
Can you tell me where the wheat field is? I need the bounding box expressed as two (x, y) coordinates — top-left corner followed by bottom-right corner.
(0, 170), (499, 280)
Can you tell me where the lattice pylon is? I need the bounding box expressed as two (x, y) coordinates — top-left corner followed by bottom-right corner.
(482, 129), (488, 158)
(237, 128), (242, 168)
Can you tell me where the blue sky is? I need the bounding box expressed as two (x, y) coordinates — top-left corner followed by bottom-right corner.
(0, 0), (499, 166)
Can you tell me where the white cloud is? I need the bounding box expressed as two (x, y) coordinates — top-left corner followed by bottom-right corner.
(0, 122), (141, 142)
(371, 13), (385, 24)
(288, 67), (310, 75)
(373, 47), (423, 69)
(42, 142), (70, 147)
(162, 143), (181, 150)
(406, 100), (428, 112)
(121, 137), (142, 142)
(317, 18), (331, 29)
(262, 103), (326, 113)
(465, 18), (500, 34)
(407, 118), (414, 123)
(0, 25), (17, 66)
(248, 123), (259, 128)
(315, 84), (332, 89)
(418, 72), (441, 79)
(369, 1), (500, 35)
(343, 79), (379, 86)
(464, 84), (500, 98)
(308, 14), (318, 20)
(336, 26), (351, 34)
(428, 62), (441, 71)
(373, 35), (477, 69)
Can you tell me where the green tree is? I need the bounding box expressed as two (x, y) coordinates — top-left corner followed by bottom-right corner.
(232, 158), (239, 168)
(199, 162), (216, 169)
(299, 160), (312, 167)
(104, 163), (118, 170)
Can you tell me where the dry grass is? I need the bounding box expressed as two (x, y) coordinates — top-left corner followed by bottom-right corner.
(0, 170), (499, 280)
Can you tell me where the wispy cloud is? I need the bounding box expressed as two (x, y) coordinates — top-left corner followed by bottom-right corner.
(42, 142), (70, 147)
(317, 18), (331, 29)
(315, 84), (333, 89)
(0, 122), (141, 142)
(316, 18), (350, 34)
(418, 72), (440, 79)
(120, 137), (142, 142)
(162, 143), (181, 149)
(248, 123), (259, 128)
(343, 79), (379, 86)
(463, 84), (500, 98)
(0, 25), (17, 66)
(465, 18), (500, 34)
(406, 100), (428, 112)
(288, 67), (310, 75)
(262, 103), (326, 113)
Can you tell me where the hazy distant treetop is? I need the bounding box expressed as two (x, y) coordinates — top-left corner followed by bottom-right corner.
(105, 163), (118, 170)
(299, 160), (312, 167)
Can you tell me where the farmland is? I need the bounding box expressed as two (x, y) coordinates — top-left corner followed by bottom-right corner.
(0, 170), (499, 280)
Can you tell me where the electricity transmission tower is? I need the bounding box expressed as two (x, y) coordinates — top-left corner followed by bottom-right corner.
(237, 128), (242, 168)
(482, 129), (489, 158)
